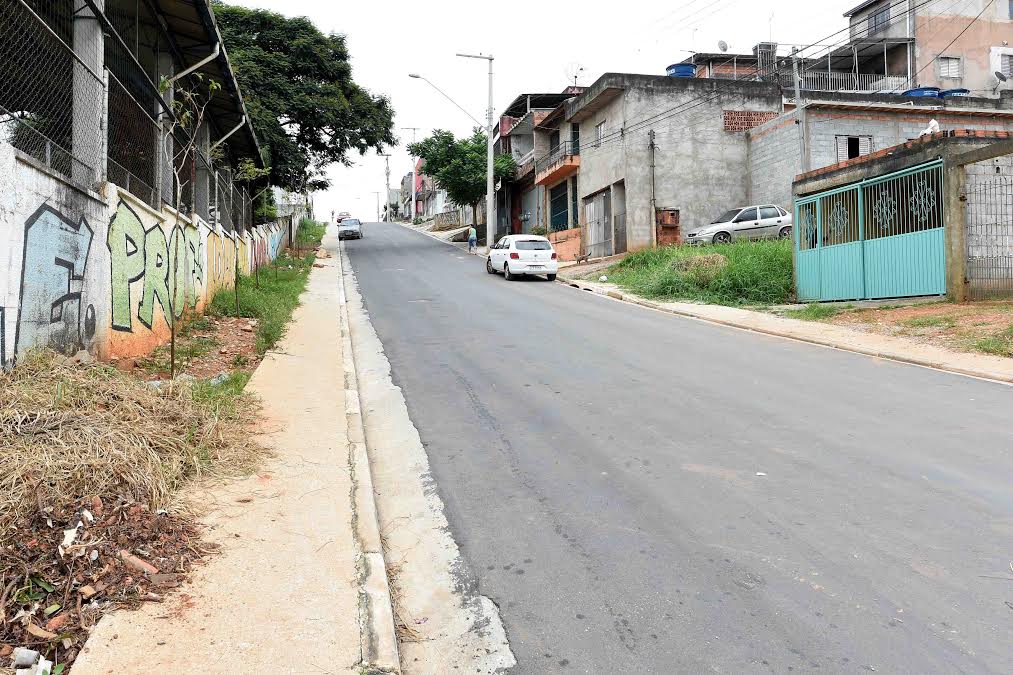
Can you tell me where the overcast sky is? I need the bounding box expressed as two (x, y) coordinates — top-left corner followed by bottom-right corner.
(231, 0), (860, 221)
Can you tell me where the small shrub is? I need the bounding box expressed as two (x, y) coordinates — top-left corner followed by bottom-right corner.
(530, 225), (547, 236)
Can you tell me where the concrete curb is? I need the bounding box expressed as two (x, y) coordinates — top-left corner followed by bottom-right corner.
(559, 277), (1013, 385)
(336, 241), (401, 673)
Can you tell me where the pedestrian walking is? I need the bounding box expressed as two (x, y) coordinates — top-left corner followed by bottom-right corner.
(467, 224), (478, 253)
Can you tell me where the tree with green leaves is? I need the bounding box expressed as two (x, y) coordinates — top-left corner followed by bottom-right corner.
(213, 3), (395, 191)
(408, 129), (516, 225)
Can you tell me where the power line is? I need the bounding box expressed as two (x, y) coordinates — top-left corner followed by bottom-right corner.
(577, 0), (943, 156)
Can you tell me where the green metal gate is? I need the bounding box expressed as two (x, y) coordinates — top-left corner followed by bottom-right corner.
(794, 160), (946, 302)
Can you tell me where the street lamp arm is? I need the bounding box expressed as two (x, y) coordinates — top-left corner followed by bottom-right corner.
(409, 74), (484, 129)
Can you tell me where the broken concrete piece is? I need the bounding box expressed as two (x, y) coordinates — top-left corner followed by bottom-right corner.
(79, 585), (97, 599)
(118, 550), (159, 575)
(12, 647), (39, 667)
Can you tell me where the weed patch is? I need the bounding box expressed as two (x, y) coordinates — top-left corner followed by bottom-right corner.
(785, 304), (841, 321)
(607, 240), (794, 305)
(974, 325), (1013, 357)
(901, 315), (957, 329)
(209, 220), (326, 353)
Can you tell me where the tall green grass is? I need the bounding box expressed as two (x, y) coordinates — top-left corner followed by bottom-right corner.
(607, 240), (794, 305)
(209, 220), (326, 353)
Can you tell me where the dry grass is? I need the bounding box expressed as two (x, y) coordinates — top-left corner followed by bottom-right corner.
(0, 350), (264, 545)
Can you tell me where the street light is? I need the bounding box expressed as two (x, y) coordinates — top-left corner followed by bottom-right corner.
(456, 52), (495, 251)
(408, 74), (484, 128)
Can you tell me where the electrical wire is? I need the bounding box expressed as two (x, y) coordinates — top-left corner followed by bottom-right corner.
(582, 0), (943, 153)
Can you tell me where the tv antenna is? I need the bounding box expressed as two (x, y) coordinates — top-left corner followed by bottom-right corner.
(718, 40), (729, 53)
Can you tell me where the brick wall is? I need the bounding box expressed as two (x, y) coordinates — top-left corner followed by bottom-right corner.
(723, 110), (779, 132)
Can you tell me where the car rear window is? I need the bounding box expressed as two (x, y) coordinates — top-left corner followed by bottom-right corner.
(515, 240), (552, 250)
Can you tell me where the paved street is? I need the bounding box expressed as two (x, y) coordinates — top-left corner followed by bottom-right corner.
(346, 222), (1013, 674)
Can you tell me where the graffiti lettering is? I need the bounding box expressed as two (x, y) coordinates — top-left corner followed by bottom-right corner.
(0, 307), (6, 368)
(109, 200), (205, 332)
(15, 205), (95, 359)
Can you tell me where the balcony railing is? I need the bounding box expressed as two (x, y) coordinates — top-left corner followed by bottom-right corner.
(778, 71), (909, 93)
(535, 140), (580, 175)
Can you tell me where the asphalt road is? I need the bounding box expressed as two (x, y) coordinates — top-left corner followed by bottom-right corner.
(346, 222), (1013, 674)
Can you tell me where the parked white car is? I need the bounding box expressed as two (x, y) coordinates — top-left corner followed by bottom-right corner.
(685, 205), (793, 245)
(486, 235), (559, 281)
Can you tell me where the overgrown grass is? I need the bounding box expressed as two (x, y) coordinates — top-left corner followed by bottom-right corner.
(606, 240), (794, 306)
(192, 371), (253, 418)
(295, 217), (327, 249)
(973, 325), (1013, 357)
(209, 220), (326, 353)
(901, 315), (957, 329)
(784, 303), (842, 321)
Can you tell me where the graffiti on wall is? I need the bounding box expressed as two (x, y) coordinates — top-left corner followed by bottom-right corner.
(107, 200), (203, 332)
(204, 227), (237, 300)
(0, 307), (6, 368)
(14, 205), (96, 359)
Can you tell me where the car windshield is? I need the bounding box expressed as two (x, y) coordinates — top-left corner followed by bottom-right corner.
(711, 209), (741, 224)
(342, 219), (360, 226)
(515, 240), (551, 250)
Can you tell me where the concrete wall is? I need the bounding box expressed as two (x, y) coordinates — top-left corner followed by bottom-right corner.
(746, 110), (804, 209)
(0, 141), (292, 368)
(575, 77), (782, 248)
(748, 106), (1013, 210)
(547, 227), (581, 261)
(915, 4), (1013, 92)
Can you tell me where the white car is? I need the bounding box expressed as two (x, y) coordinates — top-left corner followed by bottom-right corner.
(486, 235), (559, 281)
(685, 204), (793, 245)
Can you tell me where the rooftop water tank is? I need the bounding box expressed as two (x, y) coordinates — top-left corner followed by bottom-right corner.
(667, 63), (697, 78)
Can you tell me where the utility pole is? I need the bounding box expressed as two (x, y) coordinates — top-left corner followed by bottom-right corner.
(792, 48), (809, 174)
(402, 127), (420, 221)
(457, 52), (495, 250)
(372, 191), (381, 222)
(648, 129), (657, 248)
(381, 153), (391, 221)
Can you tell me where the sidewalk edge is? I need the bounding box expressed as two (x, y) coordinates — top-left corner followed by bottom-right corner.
(559, 278), (1013, 385)
(336, 242), (401, 673)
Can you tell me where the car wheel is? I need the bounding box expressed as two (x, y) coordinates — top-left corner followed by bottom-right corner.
(486, 258), (496, 274)
(504, 264), (514, 281)
(713, 231), (732, 244)
(547, 273), (557, 281)
(778, 226), (792, 240)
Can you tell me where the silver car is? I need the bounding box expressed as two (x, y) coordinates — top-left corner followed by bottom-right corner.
(338, 218), (364, 240)
(685, 205), (793, 245)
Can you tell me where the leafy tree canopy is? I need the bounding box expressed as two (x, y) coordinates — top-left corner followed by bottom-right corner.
(408, 129), (516, 211)
(214, 3), (395, 191)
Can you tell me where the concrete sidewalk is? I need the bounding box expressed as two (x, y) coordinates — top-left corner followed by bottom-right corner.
(74, 230), (398, 674)
(561, 274), (1013, 384)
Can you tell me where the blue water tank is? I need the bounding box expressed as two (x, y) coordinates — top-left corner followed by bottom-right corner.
(666, 63), (697, 78)
(901, 87), (942, 97)
(940, 88), (970, 97)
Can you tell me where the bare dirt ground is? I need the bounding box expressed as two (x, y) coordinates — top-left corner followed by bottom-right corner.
(826, 300), (1013, 357)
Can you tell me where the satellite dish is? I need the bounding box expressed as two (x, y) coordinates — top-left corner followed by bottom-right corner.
(996, 70), (1008, 82)
(718, 40), (729, 53)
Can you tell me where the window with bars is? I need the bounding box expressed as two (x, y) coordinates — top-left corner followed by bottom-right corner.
(868, 7), (890, 35)
(939, 56), (961, 79)
(594, 120), (606, 147)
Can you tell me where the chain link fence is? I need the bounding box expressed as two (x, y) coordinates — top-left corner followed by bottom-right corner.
(0, 0), (105, 184)
(1, 0), (254, 231)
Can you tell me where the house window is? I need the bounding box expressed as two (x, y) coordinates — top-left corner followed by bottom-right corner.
(939, 56), (961, 79)
(1003, 53), (1013, 77)
(1009, 0), (1013, 20)
(836, 135), (872, 161)
(595, 120), (606, 147)
(549, 130), (560, 152)
(868, 7), (890, 35)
